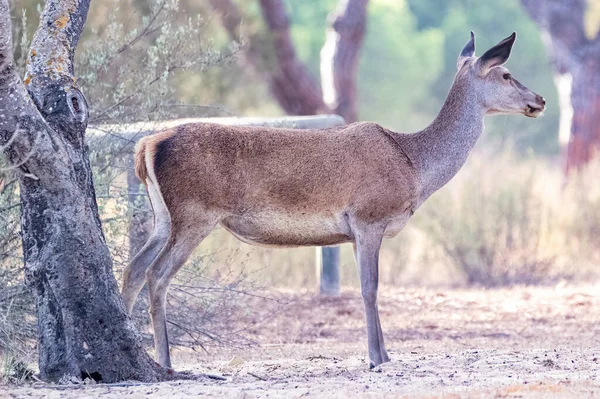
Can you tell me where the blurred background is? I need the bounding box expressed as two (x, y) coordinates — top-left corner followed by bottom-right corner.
(4, 0), (600, 288)
(2, 0), (600, 365)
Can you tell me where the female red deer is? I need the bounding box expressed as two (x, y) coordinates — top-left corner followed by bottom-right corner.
(122, 32), (545, 369)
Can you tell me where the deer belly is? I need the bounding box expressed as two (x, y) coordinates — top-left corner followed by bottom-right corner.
(220, 212), (352, 247)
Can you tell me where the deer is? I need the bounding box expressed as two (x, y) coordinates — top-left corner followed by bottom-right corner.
(122, 32), (545, 369)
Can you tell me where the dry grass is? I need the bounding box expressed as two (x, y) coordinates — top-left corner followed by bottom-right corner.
(412, 150), (600, 286)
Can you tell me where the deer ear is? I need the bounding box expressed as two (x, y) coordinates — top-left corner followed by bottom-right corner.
(457, 31), (476, 70)
(477, 32), (516, 75)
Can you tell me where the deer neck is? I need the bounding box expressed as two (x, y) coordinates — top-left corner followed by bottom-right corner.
(406, 79), (486, 203)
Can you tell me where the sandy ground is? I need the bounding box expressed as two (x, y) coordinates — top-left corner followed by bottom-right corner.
(2, 284), (600, 398)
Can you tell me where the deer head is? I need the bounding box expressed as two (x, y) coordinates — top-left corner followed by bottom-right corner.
(456, 31), (545, 118)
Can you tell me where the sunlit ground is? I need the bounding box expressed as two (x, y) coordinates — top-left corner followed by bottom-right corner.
(4, 284), (599, 398)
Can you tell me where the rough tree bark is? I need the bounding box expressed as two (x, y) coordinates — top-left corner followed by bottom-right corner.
(0, 0), (169, 383)
(521, 0), (600, 173)
(209, 0), (368, 123)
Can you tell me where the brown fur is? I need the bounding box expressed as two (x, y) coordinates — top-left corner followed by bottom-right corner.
(136, 122), (419, 247)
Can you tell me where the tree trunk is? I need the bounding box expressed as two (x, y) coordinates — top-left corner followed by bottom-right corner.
(209, 0), (327, 115)
(320, 0), (368, 123)
(209, 0), (369, 122)
(0, 0), (167, 383)
(258, 0), (329, 115)
(520, 0), (600, 173)
(566, 56), (600, 172)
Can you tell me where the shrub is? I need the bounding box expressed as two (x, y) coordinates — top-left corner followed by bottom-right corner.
(412, 148), (564, 287)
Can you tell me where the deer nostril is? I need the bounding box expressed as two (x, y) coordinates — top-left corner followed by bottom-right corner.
(538, 96), (546, 106)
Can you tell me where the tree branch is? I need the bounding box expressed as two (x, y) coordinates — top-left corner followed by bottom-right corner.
(258, 0), (327, 115)
(0, 0), (53, 170)
(25, 0), (90, 138)
(26, 0), (90, 82)
(320, 0), (368, 122)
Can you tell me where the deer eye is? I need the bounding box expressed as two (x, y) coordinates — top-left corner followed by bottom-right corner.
(503, 73), (511, 81)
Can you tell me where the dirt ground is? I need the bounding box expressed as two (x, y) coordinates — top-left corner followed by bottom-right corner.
(2, 284), (600, 398)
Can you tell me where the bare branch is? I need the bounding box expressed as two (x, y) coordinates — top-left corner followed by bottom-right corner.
(115, 1), (166, 56)
(0, 123), (21, 153)
(0, 126), (41, 180)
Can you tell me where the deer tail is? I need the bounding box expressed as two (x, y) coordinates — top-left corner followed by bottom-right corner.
(134, 138), (149, 184)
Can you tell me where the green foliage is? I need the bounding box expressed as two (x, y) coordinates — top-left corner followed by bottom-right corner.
(78, 0), (236, 124)
(284, 0), (336, 78)
(358, 2), (444, 131)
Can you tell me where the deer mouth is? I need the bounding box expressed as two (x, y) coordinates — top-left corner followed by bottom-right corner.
(525, 104), (544, 118)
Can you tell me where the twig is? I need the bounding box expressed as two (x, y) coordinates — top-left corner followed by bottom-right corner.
(205, 373), (227, 381)
(248, 372), (267, 381)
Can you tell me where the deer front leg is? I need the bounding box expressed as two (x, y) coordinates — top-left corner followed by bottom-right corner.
(354, 227), (389, 368)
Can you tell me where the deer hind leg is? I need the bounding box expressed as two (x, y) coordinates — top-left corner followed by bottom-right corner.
(146, 214), (218, 368)
(122, 181), (171, 315)
(353, 227), (389, 368)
